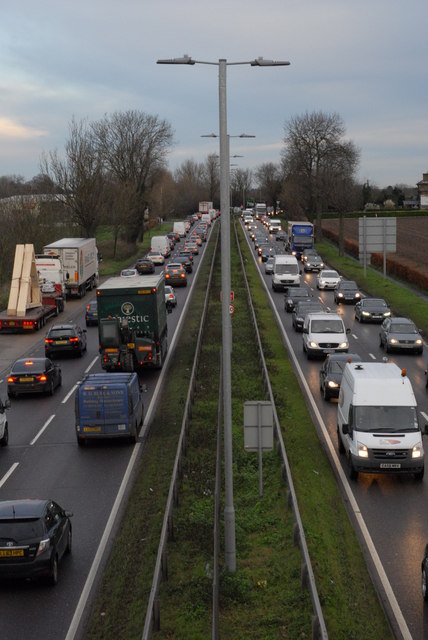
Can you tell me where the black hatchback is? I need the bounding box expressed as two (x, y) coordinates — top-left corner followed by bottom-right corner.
(0, 499), (72, 585)
(45, 323), (87, 358)
(7, 358), (62, 398)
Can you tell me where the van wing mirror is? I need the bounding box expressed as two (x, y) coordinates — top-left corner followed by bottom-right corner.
(346, 327), (351, 334)
(342, 423), (349, 435)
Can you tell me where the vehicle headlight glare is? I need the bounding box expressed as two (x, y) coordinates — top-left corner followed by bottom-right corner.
(328, 381), (339, 389)
(412, 444), (423, 459)
(357, 442), (368, 458)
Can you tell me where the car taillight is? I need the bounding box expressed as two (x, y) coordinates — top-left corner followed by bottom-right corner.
(7, 376), (17, 383)
(69, 337), (79, 343)
(45, 338), (54, 344)
(37, 374), (47, 382)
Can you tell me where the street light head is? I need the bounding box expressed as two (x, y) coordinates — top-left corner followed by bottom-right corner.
(238, 133), (256, 138)
(200, 133), (218, 138)
(157, 54), (195, 65)
(250, 56), (290, 67)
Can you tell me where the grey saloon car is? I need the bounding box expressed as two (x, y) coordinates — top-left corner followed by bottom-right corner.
(379, 317), (423, 354)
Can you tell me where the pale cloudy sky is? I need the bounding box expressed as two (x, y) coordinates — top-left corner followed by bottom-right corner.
(0, 0), (427, 188)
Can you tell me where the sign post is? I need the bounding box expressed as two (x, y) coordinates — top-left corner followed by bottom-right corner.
(244, 401), (273, 497)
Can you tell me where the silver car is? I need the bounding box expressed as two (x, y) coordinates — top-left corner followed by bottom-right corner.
(379, 317), (423, 354)
(316, 269), (340, 290)
(265, 257), (275, 274)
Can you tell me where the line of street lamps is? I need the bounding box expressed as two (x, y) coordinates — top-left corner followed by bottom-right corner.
(157, 54), (290, 572)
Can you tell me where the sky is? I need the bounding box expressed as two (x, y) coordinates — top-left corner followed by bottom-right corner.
(0, 0), (427, 189)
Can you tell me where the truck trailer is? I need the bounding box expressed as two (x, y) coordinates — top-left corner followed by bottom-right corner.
(96, 273), (168, 372)
(286, 221), (314, 259)
(42, 238), (99, 298)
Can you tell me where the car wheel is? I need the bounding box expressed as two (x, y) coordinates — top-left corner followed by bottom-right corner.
(77, 436), (86, 447)
(66, 527), (72, 554)
(48, 380), (55, 396)
(386, 344), (391, 354)
(379, 335), (384, 348)
(58, 373), (62, 387)
(423, 567), (428, 601)
(77, 348), (83, 358)
(337, 426), (345, 454)
(48, 555), (58, 586)
(322, 385), (330, 401)
(348, 456), (358, 481)
(0, 423), (8, 447)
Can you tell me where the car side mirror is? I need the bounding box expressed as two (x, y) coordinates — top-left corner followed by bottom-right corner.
(303, 327), (308, 334)
(342, 423), (349, 435)
(423, 424), (428, 436)
(346, 328), (351, 334)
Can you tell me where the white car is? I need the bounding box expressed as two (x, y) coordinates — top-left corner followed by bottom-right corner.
(146, 252), (165, 265)
(165, 285), (177, 307)
(316, 269), (341, 290)
(0, 398), (10, 446)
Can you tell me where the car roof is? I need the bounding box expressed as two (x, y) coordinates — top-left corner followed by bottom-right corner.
(325, 353), (362, 363)
(0, 499), (49, 519)
(49, 323), (76, 330)
(390, 317), (414, 324)
(11, 358), (50, 371)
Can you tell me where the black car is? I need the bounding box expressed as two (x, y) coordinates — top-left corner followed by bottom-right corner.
(379, 317), (423, 354)
(422, 545), (428, 601)
(319, 352), (362, 401)
(45, 323), (87, 358)
(354, 297), (391, 323)
(275, 231), (287, 242)
(85, 300), (98, 326)
(135, 258), (155, 275)
(285, 286), (311, 312)
(7, 358), (62, 398)
(261, 246), (275, 262)
(173, 255), (193, 273)
(292, 300), (325, 331)
(0, 499), (72, 585)
(334, 280), (361, 304)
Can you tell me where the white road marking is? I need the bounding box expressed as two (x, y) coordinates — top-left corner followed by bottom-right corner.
(0, 462), (19, 488)
(30, 415), (56, 445)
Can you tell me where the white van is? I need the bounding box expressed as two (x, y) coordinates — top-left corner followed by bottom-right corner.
(173, 221), (186, 238)
(302, 312), (349, 359)
(151, 235), (170, 257)
(269, 219), (282, 233)
(201, 213), (211, 226)
(337, 361), (427, 481)
(271, 255), (300, 291)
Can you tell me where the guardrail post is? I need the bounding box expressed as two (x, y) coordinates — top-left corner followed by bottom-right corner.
(161, 550), (168, 580)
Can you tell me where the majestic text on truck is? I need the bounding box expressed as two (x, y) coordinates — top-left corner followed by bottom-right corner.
(97, 273), (168, 372)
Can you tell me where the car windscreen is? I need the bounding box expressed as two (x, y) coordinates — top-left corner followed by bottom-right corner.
(11, 360), (44, 373)
(48, 328), (75, 338)
(276, 264), (299, 275)
(364, 299), (387, 308)
(321, 271), (338, 278)
(391, 323), (418, 334)
(354, 406), (419, 433)
(310, 320), (344, 334)
(341, 282), (357, 289)
(0, 518), (45, 540)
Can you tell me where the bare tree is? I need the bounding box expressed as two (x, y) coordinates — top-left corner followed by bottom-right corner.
(91, 110), (174, 243)
(230, 168), (253, 209)
(254, 163), (282, 212)
(174, 159), (205, 214)
(40, 118), (105, 237)
(202, 154), (220, 206)
(282, 111), (359, 241)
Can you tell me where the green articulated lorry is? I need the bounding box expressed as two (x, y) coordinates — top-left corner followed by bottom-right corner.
(96, 273), (168, 372)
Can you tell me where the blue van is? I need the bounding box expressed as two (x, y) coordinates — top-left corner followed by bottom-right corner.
(75, 373), (143, 445)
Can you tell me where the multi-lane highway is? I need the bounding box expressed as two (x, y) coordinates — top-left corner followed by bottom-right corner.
(0, 226), (210, 640)
(244, 217), (428, 640)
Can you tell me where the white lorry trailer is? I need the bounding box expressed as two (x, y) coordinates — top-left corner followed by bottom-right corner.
(42, 238), (99, 298)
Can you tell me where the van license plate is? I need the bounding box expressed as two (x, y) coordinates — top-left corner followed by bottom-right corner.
(83, 426), (102, 432)
(380, 463), (401, 469)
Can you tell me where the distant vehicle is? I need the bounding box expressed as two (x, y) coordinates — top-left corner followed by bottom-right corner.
(291, 300), (325, 332)
(275, 231), (287, 242)
(316, 269), (341, 290)
(42, 237), (99, 298)
(165, 285), (177, 307)
(261, 246), (275, 262)
(150, 235), (171, 257)
(178, 247), (194, 261)
(272, 255), (300, 291)
(173, 255), (193, 273)
(120, 268), (138, 278)
(45, 323), (87, 358)
(173, 221), (186, 237)
(268, 219), (282, 233)
(85, 300), (98, 326)
(146, 252), (165, 265)
(379, 317), (423, 354)
(265, 257), (275, 274)
(0, 499), (72, 585)
(302, 253), (324, 273)
(354, 297), (391, 323)
(184, 241), (199, 255)
(7, 357), (61, 398)
(286, 221), (314, 259)
(165, 263), (187, 287)
(135, 258), (155, 275)
(285, 286), (312, 313)
(301, 248), (319, 263)
(334, 280), (361, 304)
(319, 353), (362, 401)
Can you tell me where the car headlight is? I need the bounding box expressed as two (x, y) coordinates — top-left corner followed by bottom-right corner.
(355, 293), (361, 298)
(308, 341), (319, 348)
(384, 311), (391, 317)
(389, 338), (398, 344)
(357, 442), (369, 458)
(328, 380), (339, 389)
(338, 292), (344, 298)
(320, 262), (324, 268)
(412, 444), (423, 459)
(339, 341), (349, 349)
(362, 311), (370, 317)
(415, 339), (423, 345)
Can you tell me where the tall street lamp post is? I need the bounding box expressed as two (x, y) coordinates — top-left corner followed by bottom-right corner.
(158, 54), (290, 572)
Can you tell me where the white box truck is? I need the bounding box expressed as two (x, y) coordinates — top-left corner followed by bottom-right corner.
(42, 238), (99, 298)
(337, 361), (427, 481)
(173, 221), (186, 237)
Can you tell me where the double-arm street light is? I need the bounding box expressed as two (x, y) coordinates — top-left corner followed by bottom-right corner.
(157, 54), (290, 572)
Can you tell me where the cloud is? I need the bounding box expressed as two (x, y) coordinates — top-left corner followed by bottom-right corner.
(0, 117), (47, 140)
